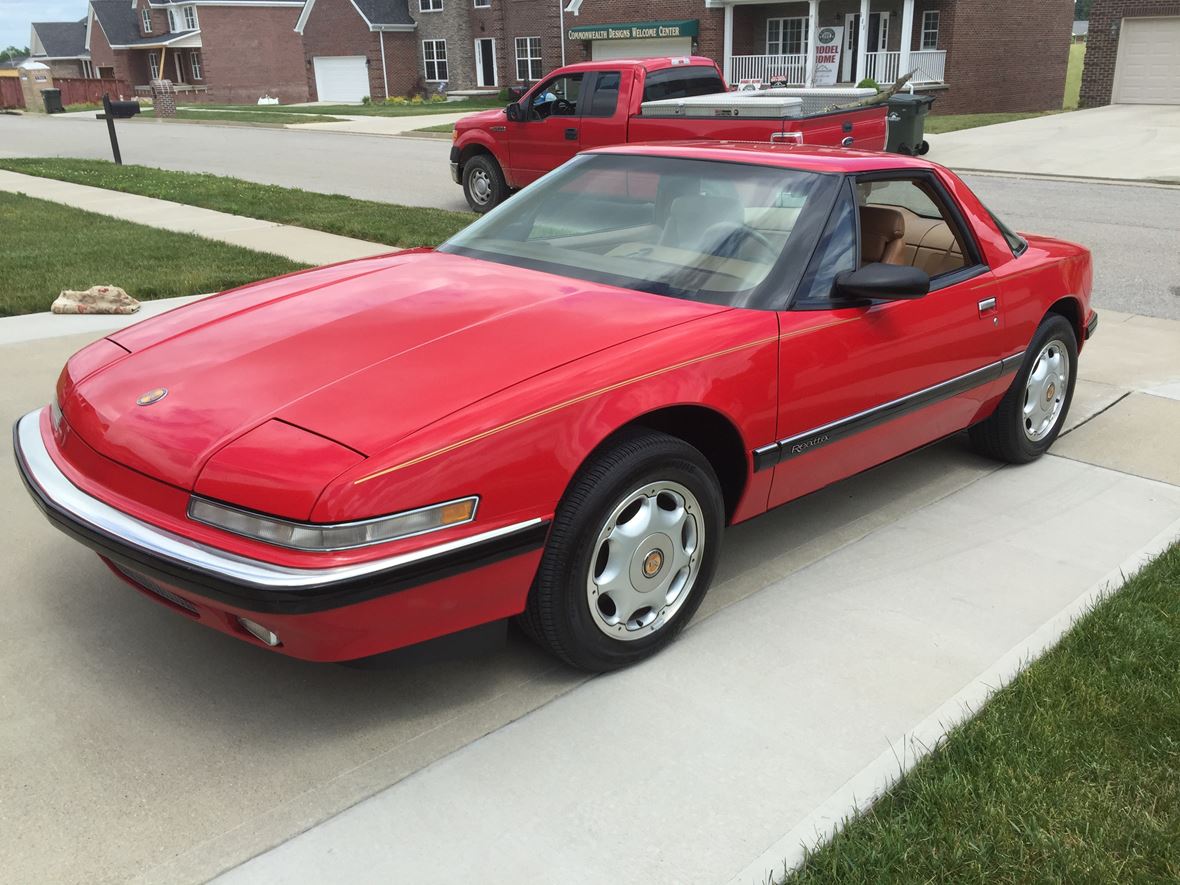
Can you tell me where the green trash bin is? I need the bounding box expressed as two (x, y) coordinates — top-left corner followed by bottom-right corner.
(41, 88), (65, 114)
(885, 92), (934, 155)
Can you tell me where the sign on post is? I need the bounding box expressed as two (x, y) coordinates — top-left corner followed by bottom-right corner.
(814, 26), (843, 87)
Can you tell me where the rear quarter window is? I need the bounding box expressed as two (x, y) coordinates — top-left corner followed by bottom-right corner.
(641, 66), (725, 103)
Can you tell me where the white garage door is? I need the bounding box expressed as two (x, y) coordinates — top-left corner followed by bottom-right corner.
(1113, 17), (1180, 104)
(313, 56), (370, 103)
(591, 37), (692, 61)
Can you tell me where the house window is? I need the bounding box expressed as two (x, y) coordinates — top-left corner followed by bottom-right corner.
(141, 7), (152, 34)
(148, 51), (160, 79)
(167, 8), (178, 31)
(766, 17), (808, 56)
(920, 10), (939, 50)
(190, 51), (202, 80)
(474, 0), (491, 7)
(183, 5), (199, 29)
(423, 39), (448, 81)
(419, 0), (443, 11)
(515, 36), (542, 81)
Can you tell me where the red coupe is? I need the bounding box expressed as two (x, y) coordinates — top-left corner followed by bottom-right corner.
(15, 144), (1095, 671)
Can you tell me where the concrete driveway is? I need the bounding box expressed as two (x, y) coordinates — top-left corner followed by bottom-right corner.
(926, 104), (1180, 183)
(4, 305), (1180, 884)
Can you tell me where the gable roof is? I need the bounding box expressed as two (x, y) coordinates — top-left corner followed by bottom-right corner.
(89, 1), (201, 49)
(295, 0), (414, 34)
(31, 21), (89, 58)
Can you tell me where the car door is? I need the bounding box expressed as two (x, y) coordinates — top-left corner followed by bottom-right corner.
(508, 72), (585, 185)
(577, 69), (629, 152)
(765, 171), (1008, 509)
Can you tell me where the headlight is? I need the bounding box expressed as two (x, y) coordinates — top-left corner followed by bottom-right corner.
(188, 496), (478, 551)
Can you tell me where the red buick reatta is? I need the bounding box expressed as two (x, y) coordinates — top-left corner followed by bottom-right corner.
(15, 144), (1095, 671)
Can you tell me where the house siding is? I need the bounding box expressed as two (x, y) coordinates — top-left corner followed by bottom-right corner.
(414, 0), (477, 91)
(1079, 0), (1180, 106)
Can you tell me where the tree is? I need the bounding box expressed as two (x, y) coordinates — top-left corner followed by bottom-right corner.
(1074, 0), (1093, 20)
(0, 46), (31, 63)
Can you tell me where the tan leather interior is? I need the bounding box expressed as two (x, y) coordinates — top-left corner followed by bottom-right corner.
(859, 206), (906, 266)
(892, 206), (967, 276)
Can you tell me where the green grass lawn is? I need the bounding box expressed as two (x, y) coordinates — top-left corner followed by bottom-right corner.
(1065, 42), (1085, 110)
(0, 158), (475, 248)
(924, 111), (1059, 134)
(180, 97), (502, 118)
(0, 191), (305, 317)
(169, 109), (345, 125)
(785, 540), (1180, 884)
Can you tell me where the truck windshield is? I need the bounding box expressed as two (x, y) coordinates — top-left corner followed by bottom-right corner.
(439, 153), (838, 308)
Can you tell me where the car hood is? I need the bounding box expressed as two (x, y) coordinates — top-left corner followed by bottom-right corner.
(65, 251), (726, 490)
(456, 107), (506, 131)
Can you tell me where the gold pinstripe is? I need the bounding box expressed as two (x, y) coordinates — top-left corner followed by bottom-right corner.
(353, 319), (855, 485)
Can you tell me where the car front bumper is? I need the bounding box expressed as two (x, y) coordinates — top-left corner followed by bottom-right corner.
(13, 409), (548, 661)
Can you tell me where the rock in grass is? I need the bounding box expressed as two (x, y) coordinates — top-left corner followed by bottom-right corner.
(52, 285), (141, 315)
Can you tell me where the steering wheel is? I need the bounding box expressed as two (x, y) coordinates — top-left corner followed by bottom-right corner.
(553, 98), (575, 116)
(702, 222), (778, 263)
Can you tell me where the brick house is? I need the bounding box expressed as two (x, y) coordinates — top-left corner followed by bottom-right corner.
(1080, 0), (1180, 106)
(87, 0), (309, 103)
(30, 20), (96, 79)
(295, 0), (421, 101)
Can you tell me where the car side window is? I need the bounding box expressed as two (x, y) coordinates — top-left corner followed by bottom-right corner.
(529, 74), (583, 120)
(641, 66), (725, 102)
(856, 177), (972, 279)
(584, 71), (621, 117)
(793, 188), (858, 306)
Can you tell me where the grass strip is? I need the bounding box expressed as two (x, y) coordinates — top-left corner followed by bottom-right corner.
(786, 540), (1180, 884)
(0, 191), (305, 317)
(0, 158), (475, 248)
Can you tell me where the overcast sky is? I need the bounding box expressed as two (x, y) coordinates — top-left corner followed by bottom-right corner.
(0, 0), (89, 52)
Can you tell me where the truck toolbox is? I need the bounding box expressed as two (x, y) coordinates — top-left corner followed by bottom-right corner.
(641, 94), (804, 119)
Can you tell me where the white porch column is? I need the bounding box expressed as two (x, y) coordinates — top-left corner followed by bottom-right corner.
(804, 0), (819, 87)
(723, 2), (734, 84)
(899, 0), (915, 80)
(856, 0), (869, 83)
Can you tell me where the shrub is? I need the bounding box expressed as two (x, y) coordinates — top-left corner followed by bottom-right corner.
(361, 95), (372, 105)
(429, 94), (446, 103)
(498, 87), (510, 102)
(410, 94), (424, 105)
(856, 78), (880, 92)
(385, 95), (407, 105)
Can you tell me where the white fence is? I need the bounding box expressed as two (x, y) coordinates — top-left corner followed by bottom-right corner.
(730, 49), (946, 86)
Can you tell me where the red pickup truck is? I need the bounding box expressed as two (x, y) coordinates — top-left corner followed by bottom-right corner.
(450, 56), (887, 212)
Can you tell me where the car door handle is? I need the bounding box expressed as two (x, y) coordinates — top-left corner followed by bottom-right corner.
(978, 297), (998, 318)
(565, 127), (578, 140)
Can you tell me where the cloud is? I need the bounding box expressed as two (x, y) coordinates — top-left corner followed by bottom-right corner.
(1, 1), (91, 51)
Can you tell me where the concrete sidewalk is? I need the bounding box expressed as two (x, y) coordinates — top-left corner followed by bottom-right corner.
(926, 105), (1180, 183)
(212, 315), (1180, 885)
(0, 169), (393, 265)
(283, 111), (474, 136)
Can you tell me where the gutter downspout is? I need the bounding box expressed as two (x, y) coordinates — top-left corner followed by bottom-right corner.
(379, 31), (389, 98)
(559, 0), (566, 68)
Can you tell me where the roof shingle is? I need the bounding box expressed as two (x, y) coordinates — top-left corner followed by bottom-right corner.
(31, 21), (88, 58)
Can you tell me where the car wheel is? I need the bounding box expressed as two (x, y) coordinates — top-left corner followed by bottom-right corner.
(520, 430), (725, 672)
(969, 314), (1078, 464)
(462, 154), (507, 213)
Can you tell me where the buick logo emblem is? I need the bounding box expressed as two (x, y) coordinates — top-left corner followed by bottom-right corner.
(136, 387), (168, 406)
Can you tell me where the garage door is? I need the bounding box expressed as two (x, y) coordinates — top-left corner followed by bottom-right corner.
(1113, 17), (1180, 104)
(313, 56), (370, 103)
(591, 37), (692, 61)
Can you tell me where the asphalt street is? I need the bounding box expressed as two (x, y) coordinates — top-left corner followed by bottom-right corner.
(2, 113), (1178, 319)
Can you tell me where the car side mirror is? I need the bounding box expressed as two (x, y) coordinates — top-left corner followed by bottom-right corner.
(834, 263), (930, 302)
(506, 102), (522, 122)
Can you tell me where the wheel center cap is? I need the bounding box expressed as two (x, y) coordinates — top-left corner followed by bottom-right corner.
(642, 549), (664, 579)
(1045, 382), (1056, 403)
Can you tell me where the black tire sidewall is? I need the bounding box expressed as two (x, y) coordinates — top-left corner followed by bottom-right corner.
(534, 434), (725, 670)
(462, 155), (504, 214)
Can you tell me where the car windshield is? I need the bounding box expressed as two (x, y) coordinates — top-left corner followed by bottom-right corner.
(440, 153), (838, 308)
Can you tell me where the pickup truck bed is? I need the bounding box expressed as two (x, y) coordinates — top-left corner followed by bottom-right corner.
(451, 56), (888, 213)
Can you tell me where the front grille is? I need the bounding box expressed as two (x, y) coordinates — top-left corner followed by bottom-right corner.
(115, 565), (200, 616)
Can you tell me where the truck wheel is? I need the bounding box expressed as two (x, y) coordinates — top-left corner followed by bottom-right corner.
(463, 155), (506, 213)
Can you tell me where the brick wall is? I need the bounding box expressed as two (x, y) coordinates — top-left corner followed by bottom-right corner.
(562, 0), (725, 68)
(935, 0), (1072, 114)
(300, 0), (386, 99)
(45, 59), (87, 79)
(198, 5), (309, 103)
(414, 1), (477, 91)
(1080, 0), (1180, 106)
(134, 0), (170, 40)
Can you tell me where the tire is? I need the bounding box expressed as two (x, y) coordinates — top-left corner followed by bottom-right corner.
(917, 140), (930, 155)
(519, 430), (725, 672)
(462, 154), (507, 213)
(969, 314), (1078, 464)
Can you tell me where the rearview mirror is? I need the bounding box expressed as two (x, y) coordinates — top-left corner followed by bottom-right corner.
(834, 263), (930, 302)
(506, 102), (522, 122)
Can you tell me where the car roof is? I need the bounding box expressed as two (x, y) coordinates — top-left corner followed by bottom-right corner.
(586, 141), (943, 175)
(554, 55), (719, 74)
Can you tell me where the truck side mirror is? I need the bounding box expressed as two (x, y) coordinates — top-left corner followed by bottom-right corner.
(506, 103), (522, 122)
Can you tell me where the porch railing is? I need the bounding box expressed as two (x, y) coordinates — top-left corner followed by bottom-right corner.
(729, 49), (947, 87)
